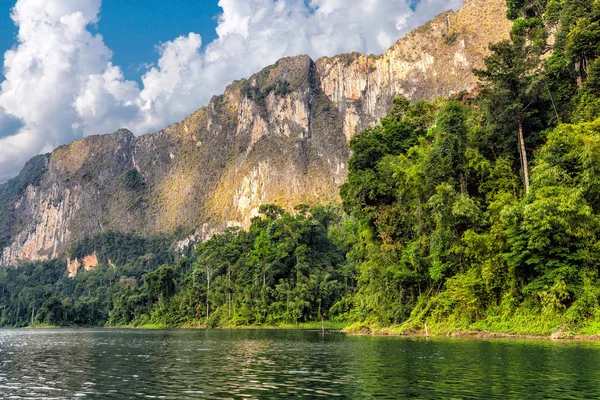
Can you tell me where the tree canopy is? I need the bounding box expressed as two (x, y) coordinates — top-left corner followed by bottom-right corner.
(2, 0), (600, 336)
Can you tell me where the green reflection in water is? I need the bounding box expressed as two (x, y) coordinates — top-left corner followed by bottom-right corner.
(1, 329), (600, 399)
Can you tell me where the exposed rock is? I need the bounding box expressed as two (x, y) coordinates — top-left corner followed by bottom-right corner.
(118, 277), (138, 288)
(551, 329), (565, 340)
(0, 0), (511, 267)
(316, 0), (512, 139)
(67, 252), (99, 277)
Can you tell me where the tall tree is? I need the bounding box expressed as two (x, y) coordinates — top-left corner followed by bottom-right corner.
(566, 14), (600, 87)
(476, 36), (543, 193)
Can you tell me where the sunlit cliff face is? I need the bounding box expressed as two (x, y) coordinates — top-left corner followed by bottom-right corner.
(0, 0), (511, 267)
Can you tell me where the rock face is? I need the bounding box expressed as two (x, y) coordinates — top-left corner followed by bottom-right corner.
(67, 252), (99, 278)
(0, 0), (511, 267)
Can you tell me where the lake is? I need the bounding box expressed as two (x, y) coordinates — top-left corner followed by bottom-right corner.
(0, 329), (599, 399)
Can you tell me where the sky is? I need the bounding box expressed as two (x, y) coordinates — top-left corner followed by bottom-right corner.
(0, 0), (463, 182)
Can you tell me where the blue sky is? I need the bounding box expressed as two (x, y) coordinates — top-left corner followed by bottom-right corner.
(96, 0), (220, 81)
(0, 8), (15, 67)
(0, 0), (221, 82)
(0, 0), (461, 182)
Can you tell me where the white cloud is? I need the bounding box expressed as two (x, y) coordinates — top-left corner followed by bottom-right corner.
(0, 0), (463, 182)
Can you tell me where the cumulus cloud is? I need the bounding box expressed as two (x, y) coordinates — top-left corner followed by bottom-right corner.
(0, 0), (463, 182)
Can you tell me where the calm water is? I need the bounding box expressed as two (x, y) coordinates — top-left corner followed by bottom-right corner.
(0, 329), (600, 399)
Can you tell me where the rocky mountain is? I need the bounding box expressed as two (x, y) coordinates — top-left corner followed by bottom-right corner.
(0, 0), (511, 267)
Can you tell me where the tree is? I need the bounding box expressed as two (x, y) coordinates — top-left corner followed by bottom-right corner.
(558, 0), (600, 87)
(476, 37), (543, 193)
(121, 169), (144, 190)
(144, 265), (176, 304)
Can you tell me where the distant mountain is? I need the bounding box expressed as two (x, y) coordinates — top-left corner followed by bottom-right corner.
(0, 0), (511, 268)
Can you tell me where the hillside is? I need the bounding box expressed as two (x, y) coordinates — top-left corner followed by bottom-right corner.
(0, 0), (511, 267)
(2, 0), (600, 337)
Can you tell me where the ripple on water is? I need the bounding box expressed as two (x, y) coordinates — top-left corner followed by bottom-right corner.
(1, 329), (600, 398)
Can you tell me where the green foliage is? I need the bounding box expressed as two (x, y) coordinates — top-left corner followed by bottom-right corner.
(506, 0), (548, 20)
(189, 205), (349, 327)
(5, 0), (600, 337)
(121, 169), (144, 190)
(264, 80), (291, 97)
(0, 206), (351, 328)
(337, 0), (600, 335)
(0, 260), (111, 327)
(474, 36), (549, 189)
(506, 0), (526, 20)
(69, 231), (173, 268)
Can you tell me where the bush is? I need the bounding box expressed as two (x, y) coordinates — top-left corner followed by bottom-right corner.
(121, 169), (144, 190)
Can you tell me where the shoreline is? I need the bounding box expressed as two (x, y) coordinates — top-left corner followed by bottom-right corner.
(16, 323), (600, 341)
(343, 326), (600, 341)
(18, 321), (346, 331)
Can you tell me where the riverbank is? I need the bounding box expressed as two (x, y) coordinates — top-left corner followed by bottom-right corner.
(108, 320), (347, 330)
(18, 320), (600, 341)
(344, 324), (600, 341)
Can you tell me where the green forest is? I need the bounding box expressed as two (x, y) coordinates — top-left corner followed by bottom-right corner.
(2, 0), (600, 336)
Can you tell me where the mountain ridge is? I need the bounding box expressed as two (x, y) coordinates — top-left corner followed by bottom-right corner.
(0, 0), (512, 267)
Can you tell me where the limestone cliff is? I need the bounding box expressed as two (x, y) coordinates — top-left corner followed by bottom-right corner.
(0, 0), (511, 266)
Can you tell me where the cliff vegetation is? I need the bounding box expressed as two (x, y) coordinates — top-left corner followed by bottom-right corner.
(0, 0), (511, 266)
(4, 0), (600, 337)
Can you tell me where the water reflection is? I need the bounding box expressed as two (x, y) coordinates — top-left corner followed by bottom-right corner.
(0, 329), (600, 398)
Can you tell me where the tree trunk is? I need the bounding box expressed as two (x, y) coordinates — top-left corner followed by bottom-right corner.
(206, 265), (210, 322)
(518, 117), (530, 193)
(228, 263), (231, 318)
(576, 60), (584, 88)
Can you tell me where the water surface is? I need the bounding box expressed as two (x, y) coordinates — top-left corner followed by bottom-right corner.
(0, 328), (599, 398)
